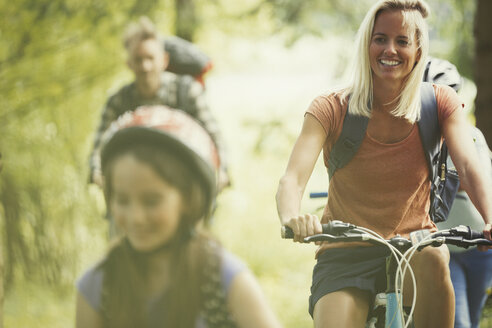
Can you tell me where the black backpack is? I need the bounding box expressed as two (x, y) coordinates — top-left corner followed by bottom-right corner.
(162, 37), (212, 114)
(163, 36), (212, 82)
(327, 82), (460, 223)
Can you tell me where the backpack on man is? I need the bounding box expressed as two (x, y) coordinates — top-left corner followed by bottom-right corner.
(163, 36), (212, 86)
(162, 37), (213, 116)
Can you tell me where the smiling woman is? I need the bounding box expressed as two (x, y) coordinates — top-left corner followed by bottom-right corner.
(275, 0), (492, 327)
(346, 0), (430, 122)
(369, 10), (421, 90)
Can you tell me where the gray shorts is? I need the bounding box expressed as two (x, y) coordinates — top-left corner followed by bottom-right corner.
(309, 246), (390, 317)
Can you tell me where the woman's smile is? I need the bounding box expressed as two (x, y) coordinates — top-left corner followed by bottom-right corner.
(379, 59), (401, 67)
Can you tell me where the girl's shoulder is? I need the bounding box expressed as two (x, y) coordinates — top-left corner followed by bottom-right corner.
(203, 239), (247, 292)
(197, 242), (246, 328)
(76, 258), (107, 312)
(219, 249), (247, 291)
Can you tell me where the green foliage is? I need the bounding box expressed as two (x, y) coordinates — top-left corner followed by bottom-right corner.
(427, 0), (476, 78)
(0, 0), (485, 326)
(4, 281), (74, 328)
(225, 0), (372, 44)
(242, 117), (296, 155)
(237, 0), (476, 75)
(0, 0), (160, 286)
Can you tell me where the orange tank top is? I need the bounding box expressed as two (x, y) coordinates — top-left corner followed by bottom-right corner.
(306, 84), (462, 252)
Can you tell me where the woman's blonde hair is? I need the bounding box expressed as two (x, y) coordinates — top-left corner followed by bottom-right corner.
(343, 0), (431, 123)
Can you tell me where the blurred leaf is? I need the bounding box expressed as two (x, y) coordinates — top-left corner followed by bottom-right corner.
(0, 0), (160, 286)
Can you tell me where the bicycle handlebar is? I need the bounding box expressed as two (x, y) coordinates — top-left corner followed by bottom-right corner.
(281, 221), (492, 249)
(280, 220), (356, 239)
(433, 225), (485, 240)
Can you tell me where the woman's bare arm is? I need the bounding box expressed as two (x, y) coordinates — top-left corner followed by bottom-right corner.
(443, 107), (492, 242)
(276, 114), (327, 241)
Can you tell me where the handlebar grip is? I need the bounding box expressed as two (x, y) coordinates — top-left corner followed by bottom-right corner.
(282, 225), (328, 239)
(281, 220), (356, 239)
(469, 229), (485, 239)
(281, 226), (296, 239)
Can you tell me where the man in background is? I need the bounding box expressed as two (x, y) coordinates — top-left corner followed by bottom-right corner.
(89, 17), (229, 190)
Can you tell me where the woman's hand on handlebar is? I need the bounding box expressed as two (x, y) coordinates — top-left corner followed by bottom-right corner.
(285, 214), (323, 243)
(478, 223), (492, 252)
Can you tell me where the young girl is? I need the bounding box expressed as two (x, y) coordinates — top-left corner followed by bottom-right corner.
(76, 105), (281, 328)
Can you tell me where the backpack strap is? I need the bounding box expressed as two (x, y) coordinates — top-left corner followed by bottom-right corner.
(201, 241), (237, 327)
(328, 83), (440, 181)
(423, 60), (432, 85)
(417, 82), (441, 183)
(176, 74), (194, 111)
(327, 101), (369, 179)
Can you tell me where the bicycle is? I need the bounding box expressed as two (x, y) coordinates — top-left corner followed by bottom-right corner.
(281, 220), (492, 328)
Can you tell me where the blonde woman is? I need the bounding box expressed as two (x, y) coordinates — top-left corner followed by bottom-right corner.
(276, 1), (492, 327)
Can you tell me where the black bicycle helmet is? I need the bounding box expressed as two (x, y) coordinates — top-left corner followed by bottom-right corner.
(99, 105), (220, 209)
(423, 57), (463, 92)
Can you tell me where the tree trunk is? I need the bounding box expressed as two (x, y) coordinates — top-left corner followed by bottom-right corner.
(0, 241), (2, 328)
(0, 174), (28, 289)
(0, 157), (3, 328)
(474, 0), (492, 144)
(175, 0), (197, 42)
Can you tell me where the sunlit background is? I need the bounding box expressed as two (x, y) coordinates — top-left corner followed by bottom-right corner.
(1, 0), (490, 327)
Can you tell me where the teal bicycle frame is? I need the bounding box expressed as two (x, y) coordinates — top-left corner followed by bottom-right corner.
(384, 254), (406, 328)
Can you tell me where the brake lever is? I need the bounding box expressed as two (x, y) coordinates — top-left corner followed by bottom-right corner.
(304, 234), (337, 243)
(303, 232), (369, 243)
(416, 237), (445, 251)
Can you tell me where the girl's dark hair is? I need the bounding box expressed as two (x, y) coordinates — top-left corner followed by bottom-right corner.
(100, 142), (218, 328)
(102, 234), (216, 328)
(103, 141), (212, 227)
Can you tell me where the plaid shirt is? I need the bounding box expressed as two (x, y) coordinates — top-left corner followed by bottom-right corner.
(89, 71), (227, 182)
